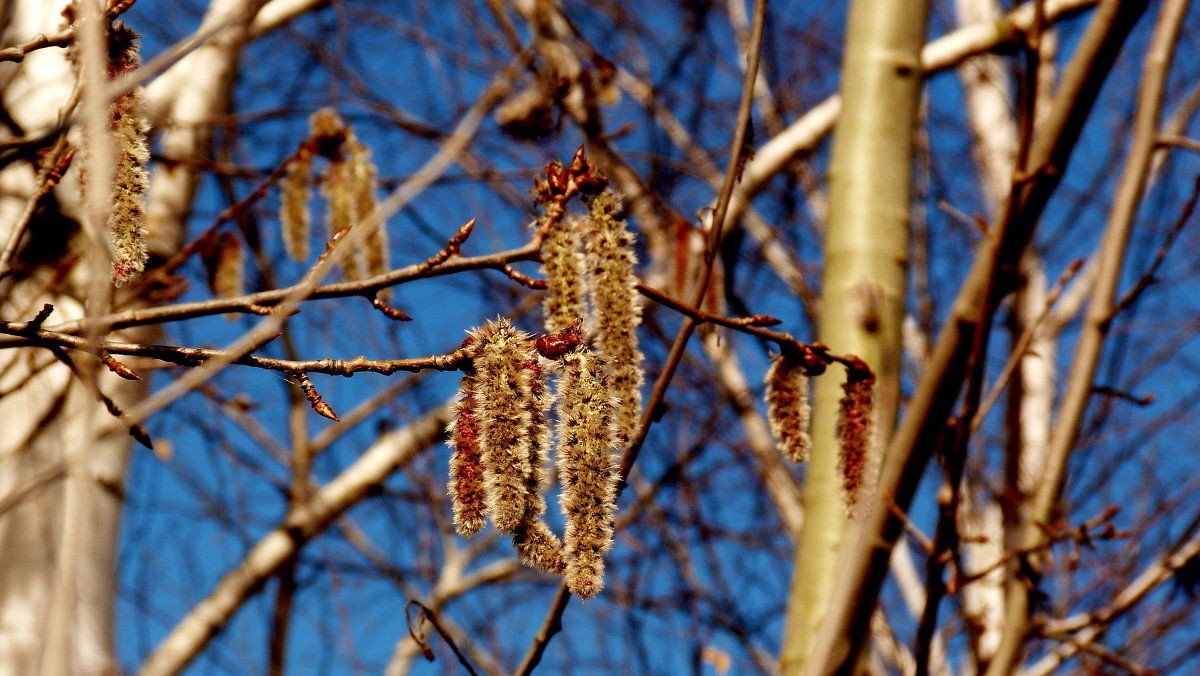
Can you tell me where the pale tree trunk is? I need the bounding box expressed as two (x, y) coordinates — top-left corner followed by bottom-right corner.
(0, 1), (263, 673)
(951, 0), (1017, 666)
(779, 0), (928, 673)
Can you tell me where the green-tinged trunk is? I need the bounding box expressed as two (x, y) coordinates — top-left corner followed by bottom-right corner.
(779, 1), (928, 673)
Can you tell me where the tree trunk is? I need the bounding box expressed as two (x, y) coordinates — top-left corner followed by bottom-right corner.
(779, 0), (928, 673)
(0, 1), (262, 673)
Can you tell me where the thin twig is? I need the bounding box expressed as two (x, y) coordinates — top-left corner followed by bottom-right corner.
(1109, 171), (1200, 319)
(971, 258), (1083, 432)
(405, 601), (481, 676)
(48, 239), (542, 334)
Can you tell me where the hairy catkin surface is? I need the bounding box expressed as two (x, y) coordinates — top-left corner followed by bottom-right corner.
(447, 374), (487, 537)
(556, 350), (618, 598)
(582, 192), (644, 448)
(471, 319), (540, 533)
(837, 364), (876, 520)
(765, 354), (813, 464)
(512, 517), (567, 575)
(522, 358), (553, 517)
(105, 25), (149, 287)
(539, 215), (587, 333)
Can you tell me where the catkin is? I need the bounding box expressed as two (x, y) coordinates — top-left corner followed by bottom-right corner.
(107, 25), (149, 287)
(581, 191), (644, 447)
(308, 108), (386, 281)
(539, 215), (587, 333)
(447, 373), (487, 537)
(837, 357), (876, 520)
(321, 159), (360, 278)
(765, 353), (813, 464)
(522, 357), (552, 517)
(471, 319), (540, 533)
(211, 232), (244, 300)
(347, 137), (388, 279)
(512, 517), (568, 575)
(555, 349), (618, 599)
(280, 148), (313, 262)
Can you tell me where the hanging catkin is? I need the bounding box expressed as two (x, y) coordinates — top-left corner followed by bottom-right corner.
(581, 191), (644, 448)
(470, 319), (541, 533)
(555, 349), (618, 598)
(765, 353), (813, 464)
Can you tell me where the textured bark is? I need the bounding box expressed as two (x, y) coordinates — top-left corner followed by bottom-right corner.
(779, 0), (928, 672)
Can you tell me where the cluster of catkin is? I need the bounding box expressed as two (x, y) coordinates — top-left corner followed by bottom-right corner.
(765, 347), (877, 518)
(279, 108), (387, 282)
(539, 185), (645, 447)
(448, 319), (618, 598)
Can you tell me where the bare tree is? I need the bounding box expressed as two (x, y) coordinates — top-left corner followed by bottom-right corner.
(2, 1), (1200, 675)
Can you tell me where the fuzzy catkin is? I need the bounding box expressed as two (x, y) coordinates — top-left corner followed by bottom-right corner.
(471, 319), (540, 533)
(837, 359), (876, 520)
(582, 191), (645, 447)
(321, 159), (361, 278)
(212, 232), (244, 300)
(447, 374), (487, 537)
(106, 25), (149, 287)
(280, 148), (313, 262)
(512, 517), (567, 575)
(522, 357), (553, 517)
(347, 137), (388, 279)
(555, 350), (618, 599)
(539, 215), (587, 333)
(765, 353), (813, 464)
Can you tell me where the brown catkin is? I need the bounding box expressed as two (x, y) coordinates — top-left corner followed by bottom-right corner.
(539, 215), (587, 333)
(522, 357), (552, 517)
(471, 318), (540, 533)
(765, 353), (813, 464)
(321, 158), (360, 279)
(107, 25), (149, 287)
(556, 349), (618, 599)
(311, 110), (387, 282)
(837, 357), (876, 519)
(512, 517), (567, 575)
(346, 136), (388, 280)
(447, 373), (487, 537)
(582, 191), (644, 447)
(280, 148), (313, 262)
(212, 232), (244, 301)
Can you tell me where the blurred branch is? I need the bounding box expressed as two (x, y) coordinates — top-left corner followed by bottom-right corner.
(988, 1), (1186, 671)
(137, 406), (450, 676)
(804, 1), (1152, 672)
